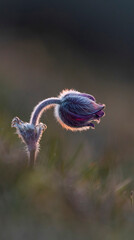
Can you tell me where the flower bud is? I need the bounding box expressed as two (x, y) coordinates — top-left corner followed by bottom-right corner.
(54, 90), (105, 131)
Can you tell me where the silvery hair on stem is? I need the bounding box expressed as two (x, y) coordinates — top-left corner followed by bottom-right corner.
(11, 89), (105, 166)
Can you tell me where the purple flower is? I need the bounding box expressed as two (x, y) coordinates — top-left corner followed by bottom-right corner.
(54, 90), (105, 131)
(11, 89), (105, 165)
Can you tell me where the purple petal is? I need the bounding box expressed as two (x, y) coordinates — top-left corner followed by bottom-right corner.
(95, 110), (105, 118)
(87, 122), (95, 128)
(79, 93), (96, 102)
(59, 108), (90, 128)
(60, 108), (94, 121)
(88, 102), (105, 114)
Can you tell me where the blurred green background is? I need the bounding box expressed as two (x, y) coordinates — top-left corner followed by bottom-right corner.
(0, 1), (134, 239)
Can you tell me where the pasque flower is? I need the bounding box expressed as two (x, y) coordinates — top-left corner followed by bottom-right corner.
(11, 89), (105, 166)
(55, 90), (105, 131)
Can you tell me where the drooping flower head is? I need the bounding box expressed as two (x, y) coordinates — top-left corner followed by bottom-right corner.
(54, 89), (105, 131)
(11, 89), (105, 166)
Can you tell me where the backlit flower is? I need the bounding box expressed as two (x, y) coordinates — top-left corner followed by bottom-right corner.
(11, 89), (105, 165)
(54, 90), (105, 131)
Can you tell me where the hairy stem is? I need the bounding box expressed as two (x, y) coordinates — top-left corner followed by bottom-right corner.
(30, 98), (61, 126)
(29, 149), (36, 167)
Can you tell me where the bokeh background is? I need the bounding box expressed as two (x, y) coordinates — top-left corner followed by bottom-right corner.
(0, 1), (134, 239)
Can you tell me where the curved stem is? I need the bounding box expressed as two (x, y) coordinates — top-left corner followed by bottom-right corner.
(30, 98), (61, 126)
